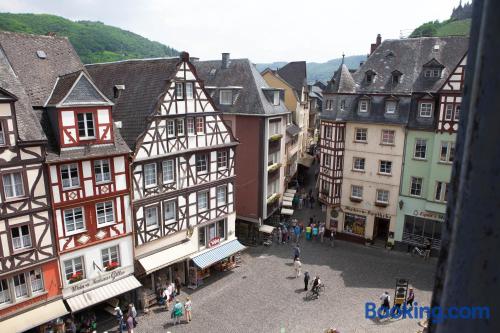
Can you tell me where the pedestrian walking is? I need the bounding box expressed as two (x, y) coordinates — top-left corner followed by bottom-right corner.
(380, 291), (391, 315)
(309, 195), (315, 208)
(330, 228), (336, 247)
(174, 273), (182, 296)
(298, 195), (304, 209)
(278, 226), (282, 244)
(406, 288), (415, 309)
(282, 227), (288, 244)
(294, 258), (302, 277)
(162, 284), (171, 310)
(293, 244), (300, 261)
(294, 224), (301, 242)
(292, 195), (299, 209)
(304, 271), (310, 291)
(126, 313), (135, 333)
(306, 225), (312, 240)
(184, 297), (193, 323)
(115, 307), (124, 333)
(172, 300), (183, 325)
(319, 223), (325, 243)
(127, 303), (137, 328)
(312, 225), (319, 240)
(424, 238), (432, 260)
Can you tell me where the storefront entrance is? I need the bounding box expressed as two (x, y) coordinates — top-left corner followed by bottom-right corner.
(373, 217), (390, 244)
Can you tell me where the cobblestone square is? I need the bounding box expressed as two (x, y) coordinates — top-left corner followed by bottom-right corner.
(128, 238), (436, 333)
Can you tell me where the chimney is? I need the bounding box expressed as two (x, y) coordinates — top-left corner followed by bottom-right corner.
(114, 84), (125, 99)
(221, 53), (230, 69)
(370, 34), (382, 55)
(180, 51), (190, 62)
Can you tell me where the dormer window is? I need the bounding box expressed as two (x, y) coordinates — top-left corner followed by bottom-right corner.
(175, 83), (184, 100)
(273, 91), (280, 106)
(419, 102), (433, 117)
(77, 112), (95, 139)
(358, 98), (370, 113)
(385, 100), (397, 114)
(220, 90), (232, 105)
(424, 69), (442, 78)
(340, 100), (346, 111)
(391, 70), (402, 84)
(365, 70), (376, 84)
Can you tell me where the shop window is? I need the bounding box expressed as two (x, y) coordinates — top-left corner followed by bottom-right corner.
(196, 154), (208, 173)
(162, 159), (175, 183)
(11, 225), (32, 250)
(0, 279), (10, 304)
(414, 139), (427, 159)
(102, 245), (120, 269)
(144, 163), (157, 187)
(344, 213), (366, 237)
(64, 207), (85, 234)
(403, 215), (443, 248)
(94, 159), (111, 184)
(64, 257), (84, 282)
(96, 201), (115, 225)
(29, 269), (44, 294)
(177, 119), (185, 136)
(145, 206), (159, 228)
(12, 273), (28, 299)
(61, 163), (80, 189)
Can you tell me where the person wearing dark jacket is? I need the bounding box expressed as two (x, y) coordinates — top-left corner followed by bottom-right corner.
(304, 272), (310, 291)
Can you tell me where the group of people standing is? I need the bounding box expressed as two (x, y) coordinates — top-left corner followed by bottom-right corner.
(379, 287), (416, 316)
(292, 189), (317, 210)
(157, 278), (193, 325)
(115, 303), (138, 333)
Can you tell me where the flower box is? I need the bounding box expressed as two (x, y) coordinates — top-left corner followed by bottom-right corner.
(105, 261), (120, 271)
(69, 271), (83, 284)
(266, 193), (280, 204)
(269, 134), (283, 142)
(267, 163), (282, 173)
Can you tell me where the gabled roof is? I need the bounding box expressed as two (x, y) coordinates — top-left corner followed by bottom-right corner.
(0, 31), (85, 106)
(86, 58), (180, 149)
(423, 58), (445, 68)
(0, 47), (46, 142)
(195, 59), (289, 116)
(276, 61), (307, 95)
(324, 64), (357, 94)
(45, 71), (113, 107)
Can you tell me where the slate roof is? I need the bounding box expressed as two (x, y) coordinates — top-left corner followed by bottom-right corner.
(195, 58), (289, 116)
(86, 58), (180, 149)
(324, 64), (357, 94)
(0, 31), (85, 106)
(286, 123), (301, 137)
(0, 47), (46, 142)
(276, 61), (307, 96)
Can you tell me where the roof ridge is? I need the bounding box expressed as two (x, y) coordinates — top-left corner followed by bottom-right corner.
(245, 59), (266, 115)
(0, 30), (69, 41)
(86, 57), (180, 66)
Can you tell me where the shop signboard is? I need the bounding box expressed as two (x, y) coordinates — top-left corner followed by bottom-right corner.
(62, 265), (134, 298)
(412, 210), (445, 222)
(342, 206), (392, 220)
(208, 237), (221, 248)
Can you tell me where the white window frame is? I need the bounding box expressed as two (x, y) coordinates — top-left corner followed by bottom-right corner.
(144, 206), (159, 229)
(164, 200), (176, 222)
(444, 104), (454, 121)
(77, 112), (95, 139)
(96, 201), (115, 225)
(217, 150), (228, 169)
(351, 185), (363, 199)
(323, 153), (331, 167)
(359, 100), (369, 113)
(220, 90), (233, 105)
(381, 130), (395, 145)
(267, 178), (279, 197)
(216, 185), (227, 206)
(60, 163), (80, 190)
(12, 273), (28, 299)
(269, 121), (281, 136)
(175, 82), (184, 100)
(167, 120), (175, 137)
(185, 82), (194, 99)
(0, 279), (10, 305)
(376, 189), (390, 203)
(0, 121), (5, 146)
(162, 159), (175, 184)
(323, 126), (332, 139)
(101, 245), (120, 269)
(385, 101), (397, 114)
(410, 177), (423, 197)
(197, 191), (209, 211)
(355, 128), (367, 142)
(187, 117), (195, 135)
(196, 117), (204, 134)
(273, 91), (280, 105)
(454, 105), (460, 121)
(177, 119), (185, 136)
(196, 154), (208, 173)
(11, 225), (32, 251)
(414, 139), (427, 159)
(94, 159), (111, 184)
(440, 141), (455, 163)
(353, 157), (365, 171)
(379, 160), (392, 175)
(144, 163), (157, 188)
(419, 102), (433, 117)
(2, 172), (25, 199)
(29, 269), (44, 294)
(63, 257), (84, 283)
(64, 207), (85, 235)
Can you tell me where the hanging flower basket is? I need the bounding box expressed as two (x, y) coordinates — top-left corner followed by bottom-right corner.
(105, 261), (120, 271)
(269, 134), (283, 142)
(267, 163), (282, 173)
(69, 271), (83, 284)
(266, 193), (280, 204)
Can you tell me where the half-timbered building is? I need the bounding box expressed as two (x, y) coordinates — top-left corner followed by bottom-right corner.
(195, 54), (290, 243)
(0, 32), (139, 316)
(320, 36), (468, 249)
(87, 52), (242, 295)
(0, 36), (66, 332)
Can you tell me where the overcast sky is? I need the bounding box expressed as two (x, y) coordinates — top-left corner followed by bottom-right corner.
(1, 0), (463, 63)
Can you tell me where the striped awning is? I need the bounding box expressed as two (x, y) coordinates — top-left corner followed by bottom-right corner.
(281, 208), (294, 215)
(259, 224), (275, 234)
(285, 189), (297, 194)
(191, 239), (246, 269)
(283, 193), (295, 199)
(282, 200), (293, 207)
(0, 299), (68, 333)
(66, 275), (141, 312)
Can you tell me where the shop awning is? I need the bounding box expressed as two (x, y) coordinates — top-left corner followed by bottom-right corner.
(66, 275), (141, 312)
(298, 154), (315, 168)
(0, 299), (68, 333)
(138, 241), (192, 275)
(259, 224), (275, 234)
(281, 208), (294, 215)
(191, 239), (246, 269)
(285, 189), (297, 194)
(283, 192), (294, 198)
(282, 200), (293, 208)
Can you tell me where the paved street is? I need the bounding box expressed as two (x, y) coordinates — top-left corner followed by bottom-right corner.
(125, 239), (435, 333)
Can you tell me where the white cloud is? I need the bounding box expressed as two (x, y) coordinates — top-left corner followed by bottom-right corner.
(0, 0), (461, 62)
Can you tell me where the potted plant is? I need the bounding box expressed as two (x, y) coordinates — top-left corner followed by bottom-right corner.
(105, 261), (120, 271)
(267, 163), (282, 173)
(69, 271), (83, 284)
(269, 134), (283, 142)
